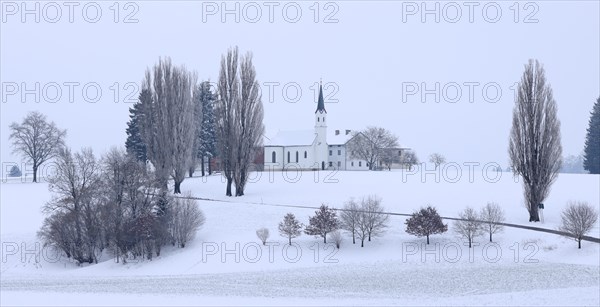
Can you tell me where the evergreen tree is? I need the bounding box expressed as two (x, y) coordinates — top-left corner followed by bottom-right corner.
(196, 81), (217, 176)
(305, 205), (339, 243)
(8, 165), (21, 177)
(583, 97), (600, 174)
(125, 92), (149, 163)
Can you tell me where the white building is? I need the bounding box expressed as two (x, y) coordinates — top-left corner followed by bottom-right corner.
(264, 83), (369, 171)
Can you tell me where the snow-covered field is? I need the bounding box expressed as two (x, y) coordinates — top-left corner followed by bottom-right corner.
(1, 168), (599, 306)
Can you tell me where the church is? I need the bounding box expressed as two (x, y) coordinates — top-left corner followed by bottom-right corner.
(263, 83), (370, 171)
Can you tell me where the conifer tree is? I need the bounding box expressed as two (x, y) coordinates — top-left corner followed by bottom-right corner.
(583, 97), (600, 174)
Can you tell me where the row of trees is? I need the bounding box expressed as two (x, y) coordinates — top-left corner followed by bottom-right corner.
(125, 47), (264, 196)
(38, 147), (205, 264)
(256, 198), (391, 248)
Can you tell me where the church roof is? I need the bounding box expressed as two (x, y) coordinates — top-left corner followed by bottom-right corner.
(264, 130), (317, 147)
(315, 83), (327, 114)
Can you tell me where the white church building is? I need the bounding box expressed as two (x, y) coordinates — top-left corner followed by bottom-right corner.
(264, 83), (370, 171)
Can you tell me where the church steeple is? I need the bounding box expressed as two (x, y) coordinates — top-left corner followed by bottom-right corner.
(315, 81), (326, 114)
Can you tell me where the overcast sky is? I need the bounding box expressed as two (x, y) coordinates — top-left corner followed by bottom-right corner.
(1, 1), (598, 170)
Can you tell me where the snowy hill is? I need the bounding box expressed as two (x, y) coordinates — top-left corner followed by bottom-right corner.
(1, 169), (599, 306)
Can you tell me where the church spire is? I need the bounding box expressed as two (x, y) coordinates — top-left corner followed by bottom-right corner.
(315, 80), (327, 114)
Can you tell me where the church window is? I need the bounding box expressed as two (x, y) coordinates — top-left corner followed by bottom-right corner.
(323, 117), (325, 122)
(295, 151), (299, 163)
(272, 151), (276, 163)
(337, 161), (341, 167)
(317, 117), (320, 122)
(329, 150), (332, 156)
(329, 162), (333, 167)
(351, 162), (354, 167)
(359, 161), (362, 167)
(337, 150), (341, 155)
(304, 151), (307, 159)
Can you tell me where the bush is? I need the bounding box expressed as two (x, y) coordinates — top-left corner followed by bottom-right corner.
(330, 230), (343, 249)
(169, 194), (206, 248)
(256, 228), (269, 245)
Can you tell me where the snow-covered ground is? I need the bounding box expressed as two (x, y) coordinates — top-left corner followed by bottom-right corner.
(1, 168), (599, 306)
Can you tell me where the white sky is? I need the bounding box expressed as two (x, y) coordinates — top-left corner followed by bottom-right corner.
(1, 1), (599, 169)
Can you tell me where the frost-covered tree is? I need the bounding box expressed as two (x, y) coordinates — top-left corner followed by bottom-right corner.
(583, 97), (600, 174)
(330, 230), (343, 249)
(405, 206), (448, 244)
(256, 228), (269, 245)
(139, 57), (196, 194)
(125, 98), (148, 163)
(9, 111), (66, 182)
(39, 147), (102, 264)
(216, 47), (265, 196)
(278, 213), (303, 245)
(454, 207), (484, 248)
(559, 201), (598, 249)
(8, 165), (21, 177)
(428, 153), (446, 170)
(340, 199), (361, 244)
(509, 60), (562, 222)
(400, 150), (419, 171)
(197, 81), (217, 176)
(216, 48), (239, 196)
(361, 195), (389, 242)
(480, 202), (505, 242)
(305, 204), (339, 243)
(170, 194), (205, 248)
(232, 51), (264, 196)
(347, 127), (399, 170)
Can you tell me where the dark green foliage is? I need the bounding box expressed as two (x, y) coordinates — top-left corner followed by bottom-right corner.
(583, 97), (600, 174)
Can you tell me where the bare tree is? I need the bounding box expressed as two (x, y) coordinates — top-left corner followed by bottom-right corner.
(216, 48), (239, 196)
(454, 207), (484, 248)
(140, 58), (196, 194)
(40, 147), (102, 264)
(428, 153), (446, 170)
(347, 126), (399, 170)
(340, 199), (361, 244)
(405, 205), (448, 244)
(330, 230), (343, 249)
(355, 211), (369, 247)
(380, 148), (402, 171)
(233, 52), (265, 196)
(278, 213), (303, 245)
(509, 60), (562, 222)
(559, 201), (598, 249)
(361, 195), (390, 242)
(400, 150), (419, 171)
(480, 202), (505, 242)
(170, 194), (205, 248)
(256, 227), (270, 245)
(9, 111), (66, 182)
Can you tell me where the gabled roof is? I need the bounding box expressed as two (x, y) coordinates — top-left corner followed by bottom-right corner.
(328, 129), (356, 145)
(264, 130), (317, 147)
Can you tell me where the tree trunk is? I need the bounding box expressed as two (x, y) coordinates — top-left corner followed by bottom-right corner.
(323, 233), (327, 244)
(201, 155), (205, 177)
(578, 238), (581, 249)
(32, 164), (38, 183)
(288, 237), (291, 245)
(468, 238), (472, 248)
(426, 234), (429, 244)
(352, 233), (355, 244)
(208, 158), (212, 175)
(225, 177), (233, 196)
(188, 167), (194, 178)
(361, 239), (364, 247)
(174, 181), (181, 194)
(529, 203), (540, 222)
